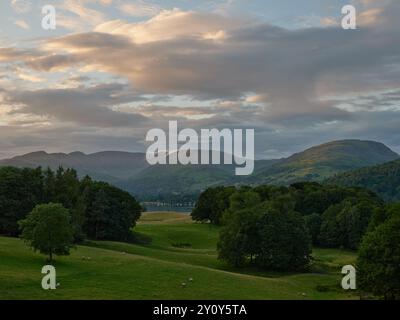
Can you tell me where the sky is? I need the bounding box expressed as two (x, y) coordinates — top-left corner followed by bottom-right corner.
(0, 0), (400, 159)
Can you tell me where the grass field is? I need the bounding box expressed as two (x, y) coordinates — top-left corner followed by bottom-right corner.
(0, 212), (358, 300)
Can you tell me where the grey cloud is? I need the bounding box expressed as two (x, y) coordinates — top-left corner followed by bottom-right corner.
(27, 9), (400, 124)
(5, 83), (149, 128)
(2, 2), (400, 158)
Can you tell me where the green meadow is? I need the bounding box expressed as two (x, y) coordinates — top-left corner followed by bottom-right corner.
(0, 212), (358, 300)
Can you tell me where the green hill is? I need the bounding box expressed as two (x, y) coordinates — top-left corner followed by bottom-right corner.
(1, 140), (397, 199)
(247, 140), (399, 185)
(326, 159), (400, 201)
(0, 212), (357, 300)
(119, 164), (234, 198)
(0, 151), (148, 183)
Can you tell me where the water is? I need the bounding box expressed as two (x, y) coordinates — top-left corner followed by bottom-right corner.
(143, 205), (193, 213)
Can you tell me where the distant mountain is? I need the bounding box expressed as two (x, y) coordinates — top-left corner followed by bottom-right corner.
(326, 158), (400, 201)
(0, 140), (398, 200)
(120, 157), (281, 198)
(246, 140), (399, 186)
(0, 151), (148, 183)
(119, 164), (234, 198)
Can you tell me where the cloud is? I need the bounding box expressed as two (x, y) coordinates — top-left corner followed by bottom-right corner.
(57, 0), (109, 31)
(15, 69), (44, 83)
(118, 1), (162, 17)
(94, 9), (240, 43)
(3, 83), (149, 128)
(10, 0), (32, 14)
(2, 2), (400, 157)
(31, 7), (399, 123)
(0, 47), (37, 62)
(14, 20), (30, 30)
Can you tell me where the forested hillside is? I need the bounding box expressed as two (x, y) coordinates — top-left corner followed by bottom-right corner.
(326, 159), (400, 201)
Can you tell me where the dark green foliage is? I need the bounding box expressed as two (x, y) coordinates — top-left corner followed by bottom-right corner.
(49, 167), (86, 241)
(19, 203), (74, 261)
(256, 199), (311, 271)
(218, 191), (311, 271)
(83, 182), (142, 241)
(319, 203), (343, 248)
(191, 186), (236, 224)
(368, 203), (400, 232)
(357, 213), (400, 300)
(228, 188), (261, 212)
(0, 167), (44, 236)
(304, 213), (322, 245)
(319, 199), (380, 250)
(293, 182), (348, 215)
(218, 207), (263, 267)
(293, 182), (382, 215)
(0, 166), (142, 242)
(326, 159), (400, 201)
(197, 182), (384, 253)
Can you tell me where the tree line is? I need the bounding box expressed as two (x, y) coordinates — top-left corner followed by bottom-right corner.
(192, 182), (400, 299)
(0, 166), (142, 243)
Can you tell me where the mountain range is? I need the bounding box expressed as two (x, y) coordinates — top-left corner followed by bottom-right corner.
(0, 139), (398, 200)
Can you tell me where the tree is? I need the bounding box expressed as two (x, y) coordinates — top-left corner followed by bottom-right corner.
(218, 206), (263, 267)
(19, 203), (74, 262)
(218, 193), (311, 272)
(336, 200), (377, 250)
(368, 203), (400, 232)
(191, 186), (236, 224)
(53, 167), (85, 241)
(83, 182), (142, 241)
(256, 198), (311, 271)
(357, 216), (400, 300)
(304, 213), (322, 245)
(319, 198), (380, 250)
(0, 167), (44, 236)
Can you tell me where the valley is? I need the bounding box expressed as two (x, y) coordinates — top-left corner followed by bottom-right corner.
(0, 139), (398, 201)
(0, 212), (358, 300)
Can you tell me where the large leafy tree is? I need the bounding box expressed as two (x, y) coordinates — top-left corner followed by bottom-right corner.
(191, 186), (236, 224)
(256, 198), (311, 271)
(357, 215), (400, 300)
(0, 167), (44, 236)
(304, 213), (322, 245)
(218, 193), (311, 272)
(53, 167), (86, 241)
(83, 182), (142, 241)
(218, 207), (263, 266)
(319, 199), (380, 249)
(1, 166), (143, 243)
(19, 203), (74, 262)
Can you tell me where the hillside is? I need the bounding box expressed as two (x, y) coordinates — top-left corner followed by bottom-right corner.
(0, 212), (357, 300)
(0, 151), (149, 183)
(326, 159), (400, 201)
(0, 140), (397, 199)
(119, 164), (234, 198)
(247, 140), (399, 185)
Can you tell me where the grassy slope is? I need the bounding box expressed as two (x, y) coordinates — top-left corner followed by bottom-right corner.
(248, 140), (399, 185)
(0, 212), (357, 300)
